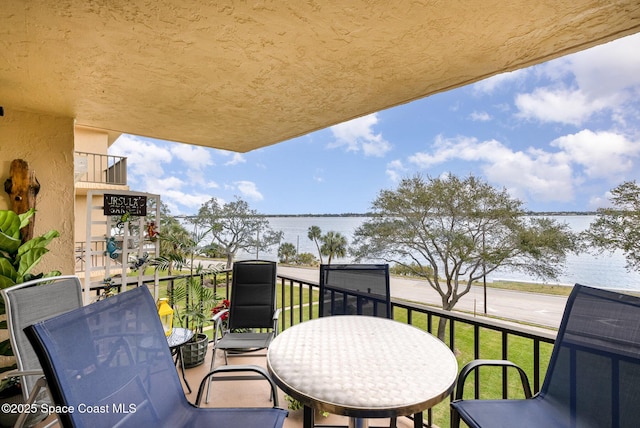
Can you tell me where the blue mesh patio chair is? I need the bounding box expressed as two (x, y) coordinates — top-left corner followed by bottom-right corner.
(319, 264), (391, 319)
(1, 275), (84, 428)
(24, 285), (287, 428)
(451, 283), (640, 428)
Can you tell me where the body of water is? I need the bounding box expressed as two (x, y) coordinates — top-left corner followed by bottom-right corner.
(236, 215), (640, 291)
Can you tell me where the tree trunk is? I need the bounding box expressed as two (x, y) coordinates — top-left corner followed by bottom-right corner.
(436, 316), (448, 342)
(313, 241), (323, 264)
(226, 253), (233, 269)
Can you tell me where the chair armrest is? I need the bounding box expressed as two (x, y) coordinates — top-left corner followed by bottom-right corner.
(195, 364), (281, 408)
(210, 309), (230, 341)
(2, 369), (44, 378)
(210, 308), (229, 323)
(454, 359), (532, 400)
(272, 308), (281, 335)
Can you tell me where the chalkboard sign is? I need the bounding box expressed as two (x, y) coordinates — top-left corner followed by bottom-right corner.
(103, 194), (147, 216)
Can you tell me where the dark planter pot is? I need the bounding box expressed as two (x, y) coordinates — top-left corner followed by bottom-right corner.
(182, 333), (208, 368)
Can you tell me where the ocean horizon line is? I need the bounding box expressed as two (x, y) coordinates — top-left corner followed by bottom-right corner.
(260, 211), (599, 218)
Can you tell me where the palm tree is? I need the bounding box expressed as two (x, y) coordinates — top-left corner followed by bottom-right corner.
(151, 226), (223, 332)
(278, 242), (297, 264)
(160, 220), (191, 275)
(158, 203), (191, 276)
(320, 231), (347, 265)
(307, 225), (324, 264)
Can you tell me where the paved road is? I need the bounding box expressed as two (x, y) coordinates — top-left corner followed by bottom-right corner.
(277, 266), (568, 330)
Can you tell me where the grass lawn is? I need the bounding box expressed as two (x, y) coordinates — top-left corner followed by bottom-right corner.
(274, 287), (552, 427)
(480, 279), (572, 296)
(390, 307), (553, 427)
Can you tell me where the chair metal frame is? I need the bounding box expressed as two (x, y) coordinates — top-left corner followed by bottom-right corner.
(23, 285), (287, 428)
(1, 275), (83, 428)
(206, 259), (280, 402)
(451, 283), (640, 428)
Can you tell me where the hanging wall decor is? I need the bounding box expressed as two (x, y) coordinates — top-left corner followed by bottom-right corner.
(3, 159), (40, 242)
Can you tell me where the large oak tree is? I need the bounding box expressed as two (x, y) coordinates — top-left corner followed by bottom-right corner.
(351, 174), (576, 339)
(195, 197), (282, 268)
(580, 181), (640, 272)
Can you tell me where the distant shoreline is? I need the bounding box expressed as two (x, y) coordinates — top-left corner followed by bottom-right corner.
(261, 211), (598, 218)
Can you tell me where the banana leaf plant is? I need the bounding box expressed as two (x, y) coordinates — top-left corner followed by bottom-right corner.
(0, 208), (60, 391)
(0, 209), (60, 287)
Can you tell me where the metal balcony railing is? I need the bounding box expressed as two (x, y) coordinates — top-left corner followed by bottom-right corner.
(274, 272), (557, 428)
(74, 151), (127, 185)
(102, 269), (556, 428)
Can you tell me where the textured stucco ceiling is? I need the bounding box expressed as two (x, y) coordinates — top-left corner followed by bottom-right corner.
(2, 1), (640, 152)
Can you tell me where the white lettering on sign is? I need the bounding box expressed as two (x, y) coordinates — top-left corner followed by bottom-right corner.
(103, 194), (147, 216)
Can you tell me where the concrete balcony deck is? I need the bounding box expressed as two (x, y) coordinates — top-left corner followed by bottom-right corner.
(184, 341), (417, 428)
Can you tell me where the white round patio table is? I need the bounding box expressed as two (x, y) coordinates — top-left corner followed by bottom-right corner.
(267, 315), (458, 428)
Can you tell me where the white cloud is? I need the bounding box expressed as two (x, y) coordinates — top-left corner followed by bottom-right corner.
(567, 33), (640, 99)
(110, 135), (218, 214)
(185, 170), (207, 187)
(386, 159), (406, 182)
(329, 113), (392, 157)
(161, 189), (212, 211)
(470, 111), (491, 122)
(472, 69), (528, 94)
(514, 33), (640, 126)
(408, 135), (489, 168)
(515, 88), (606, 126)
(407, 126), (640, 207)
(110, 135), (172, 178)
(170, 144), (213, 170)
(225, 153), (246, 166)
(588, 192), (614, 211)
(484, 147), (575, 203)
(154, 176), (185, 191)
(362, 139), (392, 157)
(550, 130), (640, 179)
(234, 181), (264, 201)
(408, 135), (576, 203)
(135, 175), (213, 215)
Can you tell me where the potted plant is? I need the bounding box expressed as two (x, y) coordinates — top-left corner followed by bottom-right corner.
(284, 395), (329, 419)
(0, 208), (60, 425)
(151, 224), (223, 367)
(173, 265), (221, 367)
(0, 209), (60, 288)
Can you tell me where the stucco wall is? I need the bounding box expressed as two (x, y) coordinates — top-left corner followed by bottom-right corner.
(74, 125), (110, 154)
(0, 108), (75, 276)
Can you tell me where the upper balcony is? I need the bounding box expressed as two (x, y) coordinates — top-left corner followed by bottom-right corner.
(74, 151), (128, 192)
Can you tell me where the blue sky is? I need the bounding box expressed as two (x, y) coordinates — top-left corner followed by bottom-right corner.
(111, 33), (640, 216)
